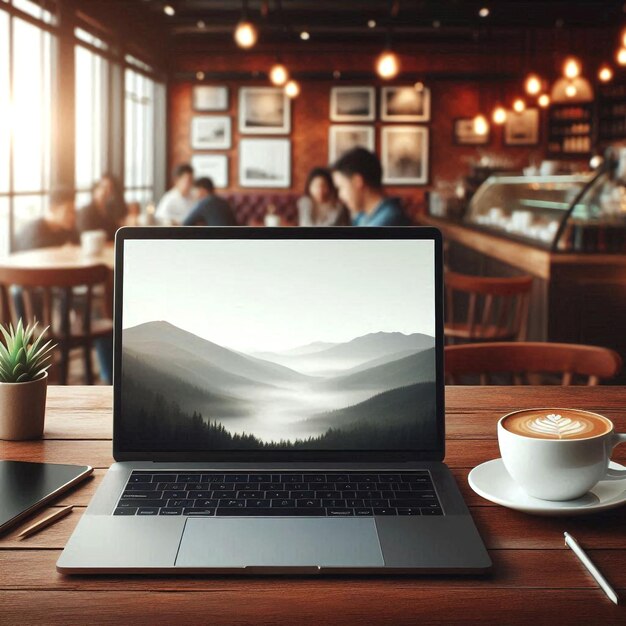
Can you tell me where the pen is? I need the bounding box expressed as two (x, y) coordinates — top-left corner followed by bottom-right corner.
(564, 532), (620, 605)
(18, 506), (73, 539)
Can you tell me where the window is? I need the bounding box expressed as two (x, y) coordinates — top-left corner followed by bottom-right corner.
(0, 5), (55, 257)
(124, 67), (165, 205)
(75, 41), (109, 208)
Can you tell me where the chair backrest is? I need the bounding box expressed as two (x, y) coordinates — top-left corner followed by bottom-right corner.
(445, 341), (623, 385)
(445, 271), (533, 342)
(0, 264), (109, 336)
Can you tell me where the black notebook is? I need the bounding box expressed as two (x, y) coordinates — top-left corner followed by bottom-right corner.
(0, 460), (93, 535)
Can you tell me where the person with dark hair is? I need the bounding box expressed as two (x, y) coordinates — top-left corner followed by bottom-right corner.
(331, 147), (410, 226)
(76, 179), (120, 241)
(99, 172), (127, 222)
(297, 167), (350, 226)
(15, 187), (78, 251)
(156, 163), (195, 224)
(182, 177), (238, 226)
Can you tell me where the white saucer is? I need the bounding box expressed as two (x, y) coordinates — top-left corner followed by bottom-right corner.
(468, 459), (626, 516)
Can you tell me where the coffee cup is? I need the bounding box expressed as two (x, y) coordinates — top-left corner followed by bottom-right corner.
(498, 408), (626, 501)
(81, 230), (106, 256)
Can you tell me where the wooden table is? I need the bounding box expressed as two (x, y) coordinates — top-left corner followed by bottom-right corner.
(1, 386), (625, 625)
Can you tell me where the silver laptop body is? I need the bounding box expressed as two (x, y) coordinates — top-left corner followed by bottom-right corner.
(57, 226), (491, 574)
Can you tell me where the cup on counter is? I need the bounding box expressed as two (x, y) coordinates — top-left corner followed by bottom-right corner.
(80, 230), (107, 257)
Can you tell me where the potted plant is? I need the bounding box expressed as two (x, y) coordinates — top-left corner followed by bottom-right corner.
(0, 320), (55, 440)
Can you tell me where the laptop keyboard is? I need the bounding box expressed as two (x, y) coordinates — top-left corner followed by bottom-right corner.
(113, 471), (443, 517)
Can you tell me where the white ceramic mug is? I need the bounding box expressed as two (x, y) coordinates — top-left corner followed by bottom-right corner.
(498, 408), (626, 501)
(81, 230), (106, 256)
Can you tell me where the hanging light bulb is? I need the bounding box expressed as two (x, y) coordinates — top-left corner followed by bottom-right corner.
(525, 74), (542, 96)
(617, 48), (626, 66)
(269, 63), (289, 86)
(473, 114), (489, 136)
(563, 57), (581, 79)
(565, 83), (578, 98)
(538, 94), (550, 108)
(598, 65), (614, 82)
(376, 50), (400, 79)
(284, 80), (300, 98)
(513, 98), (526, 113)
(234, 20), (258, 49)
(492, 106), (507, 125)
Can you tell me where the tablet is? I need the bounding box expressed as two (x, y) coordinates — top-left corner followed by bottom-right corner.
(0, 460), (93, 535)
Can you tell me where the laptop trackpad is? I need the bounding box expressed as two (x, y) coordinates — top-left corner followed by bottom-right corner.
(176, 518), (384, 569)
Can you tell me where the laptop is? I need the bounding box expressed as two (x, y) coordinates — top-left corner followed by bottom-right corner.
(57, 226), (491, 574)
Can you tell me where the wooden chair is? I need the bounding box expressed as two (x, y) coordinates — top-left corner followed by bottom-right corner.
(445, 342), (623, 386)
(445, 271), (533, 343)
(0, 265), (113, 385)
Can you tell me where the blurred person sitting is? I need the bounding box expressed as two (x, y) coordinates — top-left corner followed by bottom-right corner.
(14, 186), (78, 251)
(77, 179), (121, 241)
(182, 177), (238, 226)
(297, 167), (351, 227)
(331, 148), (410, 226)
(99, 172), (127, 222)
(156, 163), (195, 224)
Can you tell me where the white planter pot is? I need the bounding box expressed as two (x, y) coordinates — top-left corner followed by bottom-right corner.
(0, 373), (48, 440)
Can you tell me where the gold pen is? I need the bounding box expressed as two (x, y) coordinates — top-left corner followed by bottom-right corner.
(18, 506), (73, 539)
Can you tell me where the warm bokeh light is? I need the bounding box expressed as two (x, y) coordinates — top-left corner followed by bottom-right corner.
(284, 80), (300, 98)
(538, 93), (550, 108)
(300, 31), (310, 40)
(367, 19), (377, 28)
(492, 106), (507, 124)
(163, 5), (175, 17)
(234, 20), (258, 49)
(599, 65), (613, 82)
(479, 7), (490, 18)
(195, 71), (205, 80)
(269, 63), (289, 86)
(525, 74), (542, 96)
(563, 57), (581, 79)
(565, 83), (577, 98)
(414, 81), (425, 91)
(617, 47), (626, 66)
(473, 114), (489, 135)
(376, 51), (400, 79)
(513, 98), (525, 113)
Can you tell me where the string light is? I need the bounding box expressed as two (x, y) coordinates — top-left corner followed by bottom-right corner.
(376, 51), (400, 79)
(617, 47), (626, 66)
(492, 106), (507, 125)
(599, 65), (614, 82)
(300, 31), (310, 40)
(538, 94), (550, 108)
(269, 63), (289, 86)
(473, 114), (489, 135)
(163, 4), (175, 16)
(563, 57), (581, 79)
(513, 98), (526, 113)
(285, 80), (300, 98)
(367, 19), (377, 28)
(479, 7), (490, 18)
(525, 74), (542, 96)
(234, 20), (258, 48)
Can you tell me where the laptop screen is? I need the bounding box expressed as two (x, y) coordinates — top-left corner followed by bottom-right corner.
(117, 233), (441, 456)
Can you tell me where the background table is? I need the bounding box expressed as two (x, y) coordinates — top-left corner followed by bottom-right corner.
(1, 386), (625, 625)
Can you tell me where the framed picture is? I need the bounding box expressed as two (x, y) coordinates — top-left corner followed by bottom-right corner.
(453, 118), (491, 145)
(190, 116), (231, 150)
(330, 86), (375, 122)
(381, 126), (429, 185)
(381, 86), (431, 122)
(192, 85), (229, 111)
(239, 87), (291, 134)
(504, 108), (540, 146)
(191, 154), (229, 189)
(239, 138), (291, 188)
(328, 125), (375, 164)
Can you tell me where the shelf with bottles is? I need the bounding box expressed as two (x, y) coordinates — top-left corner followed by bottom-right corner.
(547, 103), (594, 157)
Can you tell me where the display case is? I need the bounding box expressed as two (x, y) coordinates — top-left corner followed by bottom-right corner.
(465, 171), (626, 252)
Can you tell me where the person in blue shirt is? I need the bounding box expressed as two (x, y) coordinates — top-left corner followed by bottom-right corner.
(183, 177), (237, 226)
(331, 147), (410, 226)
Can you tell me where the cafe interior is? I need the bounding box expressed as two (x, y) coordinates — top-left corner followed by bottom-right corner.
(1, 0), (626, 386)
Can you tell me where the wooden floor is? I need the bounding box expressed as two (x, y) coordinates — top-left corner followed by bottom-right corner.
(1, 386), (625, 625)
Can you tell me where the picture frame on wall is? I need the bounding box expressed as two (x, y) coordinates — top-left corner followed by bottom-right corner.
(328, 125), (375, 164)
(504, 108), (540, 146)
(453, 117), (491, 145)
(239, 87), (291, 134)
(381, 126), (429, 185)
(192, 85), (229, 111)
(330, 86), (375, 122)
(239, 138), (291, 188)
(190, 116), (232, 150)
(381, 86), (431, 122)
(191, 154), (229, 189)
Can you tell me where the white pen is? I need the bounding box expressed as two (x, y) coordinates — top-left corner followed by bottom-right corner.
(564, 532), (620, 605)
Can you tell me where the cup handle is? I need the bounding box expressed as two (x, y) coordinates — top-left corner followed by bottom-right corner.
(603, 433), (626, 480)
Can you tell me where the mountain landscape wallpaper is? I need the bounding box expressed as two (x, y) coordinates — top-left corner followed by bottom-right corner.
(119, 239), (437, 450)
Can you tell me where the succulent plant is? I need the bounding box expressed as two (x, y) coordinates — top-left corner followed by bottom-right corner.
(0, 320), (55, 383)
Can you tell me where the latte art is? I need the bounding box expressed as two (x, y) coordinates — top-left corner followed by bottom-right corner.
(526, 414), (588, 438)
(502, 409), (612, 440)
